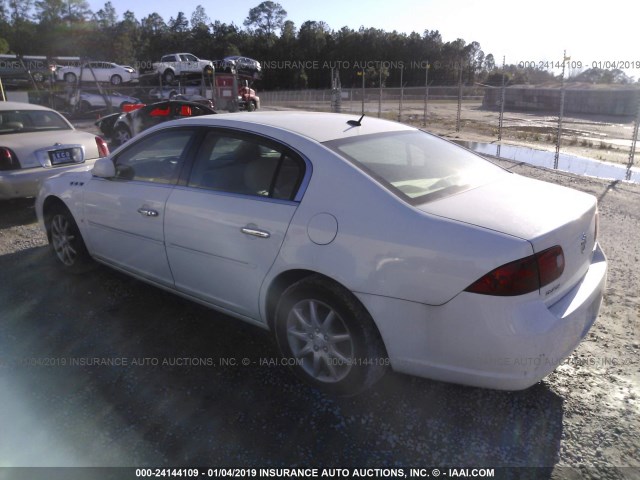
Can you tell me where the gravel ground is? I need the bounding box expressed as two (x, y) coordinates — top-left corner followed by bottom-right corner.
(0, 160), (638, 479)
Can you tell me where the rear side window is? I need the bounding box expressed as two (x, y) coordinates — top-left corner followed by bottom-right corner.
(325, 130), (504, 204)
(187, 130), (305, 201)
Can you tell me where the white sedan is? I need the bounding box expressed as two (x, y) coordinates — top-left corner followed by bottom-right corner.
(0, 101), (109, 199)
(35, 112), (607, 395)
(57, 61), (137, 85)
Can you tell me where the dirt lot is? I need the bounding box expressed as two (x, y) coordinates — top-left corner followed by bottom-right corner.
(0, 160), (638, 479)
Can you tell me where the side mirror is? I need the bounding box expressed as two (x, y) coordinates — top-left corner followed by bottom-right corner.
(92, 157), (116, 178)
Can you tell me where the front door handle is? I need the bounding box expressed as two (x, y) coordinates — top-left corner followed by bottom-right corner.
(137, 207), (159, 217)
(241, 226), (270, 238)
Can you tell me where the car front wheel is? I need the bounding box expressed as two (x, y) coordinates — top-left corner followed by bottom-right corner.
(114, 125), (132, 146)
(274, 276), (388, 396)
(110, 74), (122, 85)
(64, 72), (77, 83)
(47, 205), (92, 273)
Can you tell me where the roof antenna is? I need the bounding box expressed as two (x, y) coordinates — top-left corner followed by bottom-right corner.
(347, 113), (364, 126)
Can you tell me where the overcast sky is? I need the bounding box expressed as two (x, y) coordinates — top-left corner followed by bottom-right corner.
(88, 0), (638, 76)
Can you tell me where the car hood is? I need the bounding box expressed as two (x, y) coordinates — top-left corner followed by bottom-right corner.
(1, 130), (100, 169)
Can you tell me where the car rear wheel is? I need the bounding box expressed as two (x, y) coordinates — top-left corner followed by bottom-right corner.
(274, 276), (388, 396)
(246, 101), (256, 112)
(163, 70), (175, 84)
(114, 125), (132, 146)
(64, 72), (77, 83)
(110, 74), (122, 85)
(47, 205), (92, 273)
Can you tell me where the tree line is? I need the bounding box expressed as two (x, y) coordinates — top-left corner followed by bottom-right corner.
(0, 0), (632, 90)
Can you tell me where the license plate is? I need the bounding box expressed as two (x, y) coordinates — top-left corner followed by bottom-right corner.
(49, 148), (75, 165)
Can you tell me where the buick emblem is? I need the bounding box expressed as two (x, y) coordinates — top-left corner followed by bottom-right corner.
(580, 232), (587, 254)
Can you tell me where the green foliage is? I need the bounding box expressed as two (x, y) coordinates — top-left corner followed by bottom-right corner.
(0, 1), (627, 92)
(244, 1), (286, 38)
(569, 67), (634, 84)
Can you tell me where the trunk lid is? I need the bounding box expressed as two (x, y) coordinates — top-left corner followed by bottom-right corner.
(4, 130), (100, 169)
(419, 174), (598, 304)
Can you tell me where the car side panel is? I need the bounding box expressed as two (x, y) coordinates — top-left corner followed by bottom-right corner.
(82, 178), (176, 286)
(262, 141), (532, 310)
(164, 187), (297, 319)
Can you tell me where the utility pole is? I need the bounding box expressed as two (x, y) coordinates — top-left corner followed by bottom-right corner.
(554, 50), (567, 170)
(423, 62), (429, 128)
(497, 56), (506, 158)
(626, 88), (640, 181)
(456, 59), (463, 132)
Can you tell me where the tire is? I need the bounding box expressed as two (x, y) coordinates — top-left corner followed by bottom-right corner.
(246, 101), (256, 112)
(163, 70), (175, 84)
(274, 275), (388, 396)
(110, 74), (122, 85)
(78, 100), (92, 113)
(204, 66), (213, 76)
(113, 125), (132, 146)
(47, 205), (93, 274)
(64, 72), (77, 84)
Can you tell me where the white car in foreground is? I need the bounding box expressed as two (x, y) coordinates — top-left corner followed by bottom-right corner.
(0, 101), (109, 199)
(35, 112), (607, 395)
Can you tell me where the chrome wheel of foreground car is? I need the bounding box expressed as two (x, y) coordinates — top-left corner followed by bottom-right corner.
(275, 276), (388, 396)
(48, 206), (92, 273)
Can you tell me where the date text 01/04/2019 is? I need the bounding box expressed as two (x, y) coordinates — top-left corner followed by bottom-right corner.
(518, 60), (640, 70)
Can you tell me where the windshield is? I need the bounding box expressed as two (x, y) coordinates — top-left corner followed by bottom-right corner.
(325, 130), (505, 204)
(0, 109), (72, 134)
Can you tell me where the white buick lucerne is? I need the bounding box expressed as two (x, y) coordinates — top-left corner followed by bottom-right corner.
(36, 112), (607, 395)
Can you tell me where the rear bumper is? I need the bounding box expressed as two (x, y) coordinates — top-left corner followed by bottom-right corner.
(0, 161), (96, 200)
(356, 244), (607, 390)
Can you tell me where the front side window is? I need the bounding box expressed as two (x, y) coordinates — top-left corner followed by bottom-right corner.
(113, 129), (194, 184)
(325, 130), (504, 204)
(187, 131), (304, 200)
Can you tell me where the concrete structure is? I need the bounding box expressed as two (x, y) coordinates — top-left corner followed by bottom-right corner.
(482, 84), (638, 116)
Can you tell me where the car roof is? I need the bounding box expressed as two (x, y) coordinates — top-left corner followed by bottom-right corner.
(0, 101), (55, 112)
(185, 111), (415, 143)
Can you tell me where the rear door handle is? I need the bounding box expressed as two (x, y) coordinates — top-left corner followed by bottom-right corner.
(241, 226), (270, 238)
(137, 207), (159, 217)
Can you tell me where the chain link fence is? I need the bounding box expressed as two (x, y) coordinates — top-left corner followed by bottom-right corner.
(259, 78), (640, 183)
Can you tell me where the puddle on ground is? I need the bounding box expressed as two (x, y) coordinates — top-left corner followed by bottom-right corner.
(455, 141), (640, 184)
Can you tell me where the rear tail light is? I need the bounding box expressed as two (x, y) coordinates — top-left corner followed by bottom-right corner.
(95, 136), (109, 157)
(122, 103), (144, 113)
(465, 246), (564, 296)
(0, 147), (19, 171)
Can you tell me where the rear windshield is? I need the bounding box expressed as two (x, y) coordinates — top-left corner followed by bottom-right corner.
(0, 109), (71, 134)
(325, 130), (504, 204)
